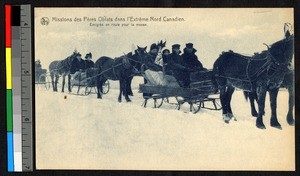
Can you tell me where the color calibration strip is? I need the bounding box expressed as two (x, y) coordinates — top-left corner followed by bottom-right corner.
(5, 4), (33, 172)
(6, 5), (14, 172)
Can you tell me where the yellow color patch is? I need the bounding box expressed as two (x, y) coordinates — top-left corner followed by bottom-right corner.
(6, 48), (12, 89)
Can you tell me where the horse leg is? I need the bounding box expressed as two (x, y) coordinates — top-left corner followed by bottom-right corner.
(61, 74), (65, 92)
(286, 85), (295, 125)
(226, 85), (236, 121)
(118, 80), (123, 102)
(96, 76), (102, 99)
(54, 75), (59, 92)
(219, 86), (229, 123)
(68, 74), (72, 92)
(249, 92), (258, 117)
(124, 78), (131, 102)
(127, 77), (134, 96)
(269, 88), (282, 129)
(256, 86), (267, 129)
(50, 73), (56, 92)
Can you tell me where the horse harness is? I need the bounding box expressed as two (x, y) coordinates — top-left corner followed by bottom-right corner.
(218, 51), (291, 91)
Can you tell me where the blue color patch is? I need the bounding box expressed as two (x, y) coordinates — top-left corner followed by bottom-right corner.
(7, 132), (14, 172)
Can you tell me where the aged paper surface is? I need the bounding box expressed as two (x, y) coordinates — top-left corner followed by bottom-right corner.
(35, 8), (295, 170)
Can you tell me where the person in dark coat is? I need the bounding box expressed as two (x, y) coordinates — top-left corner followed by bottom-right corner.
(84, 52), (94, 69)
(164, 44), (191, 87)
(70, 53), (84, 74)
(142, 43), (162, 72)
(70, 53), (85, 80)
(142, 43), (163, 97)
(182, 43), (204, 71)
(161, 49), (170, 74)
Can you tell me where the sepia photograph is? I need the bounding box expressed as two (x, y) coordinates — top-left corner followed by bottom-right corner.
(34, 8), (295, 170)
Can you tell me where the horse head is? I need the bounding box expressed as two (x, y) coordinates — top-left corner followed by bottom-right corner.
(136, 45), (147, 55)
(157, 40), (166, 51)
(128, 46), (148, 73)
(265, 24), (294, 71)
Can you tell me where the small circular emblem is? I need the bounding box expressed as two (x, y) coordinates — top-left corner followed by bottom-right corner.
(41, 17), (50, 26)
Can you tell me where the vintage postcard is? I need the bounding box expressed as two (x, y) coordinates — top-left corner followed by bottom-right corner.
(34, 8), (295, 170)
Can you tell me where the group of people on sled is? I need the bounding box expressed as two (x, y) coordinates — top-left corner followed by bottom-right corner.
(68, 42), (205, 88)
(142, 42), (205, 88)
(70, 51), (94, 82)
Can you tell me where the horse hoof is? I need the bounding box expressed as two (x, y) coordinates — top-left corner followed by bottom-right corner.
(118, 99), (122, 103)
(256, 124), (266, 129)
(126, 99), (132, 102)
(270, 119), (282, 129)
(287, 118), (295, 126)
(271, 124), (282, 130)
(129, 93), (134, 96)
(256, 120), (266, 129)
(223, 114), (230, 123)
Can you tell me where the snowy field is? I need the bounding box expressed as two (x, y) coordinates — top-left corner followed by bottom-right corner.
(35, 77), (295, 170)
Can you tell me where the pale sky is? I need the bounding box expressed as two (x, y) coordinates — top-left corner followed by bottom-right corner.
(35, 8), (293, 69)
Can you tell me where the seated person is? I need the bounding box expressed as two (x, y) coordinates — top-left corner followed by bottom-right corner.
(142, 43), (162, 72)
(76, 52), (95, 82)
(70, 53), (85, 81)
(84, 52), (94, 69)
(164, 44), (191, 87)
(143, 46), (180, 87)
(181, 43), (204, 71)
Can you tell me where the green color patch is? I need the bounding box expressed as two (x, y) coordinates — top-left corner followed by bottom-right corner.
(6, 90), (13, 132)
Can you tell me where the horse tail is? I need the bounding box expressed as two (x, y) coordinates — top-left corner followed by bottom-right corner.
(211, 54), (225, 92)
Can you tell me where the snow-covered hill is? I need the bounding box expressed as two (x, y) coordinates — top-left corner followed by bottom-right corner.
(35, 77), (295, 170)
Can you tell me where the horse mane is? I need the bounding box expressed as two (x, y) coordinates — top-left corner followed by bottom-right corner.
(270, 35), (294, 51)
(222, 49), (269, 60)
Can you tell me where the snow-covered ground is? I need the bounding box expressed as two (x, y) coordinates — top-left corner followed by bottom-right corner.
(35, 77), (295, 170)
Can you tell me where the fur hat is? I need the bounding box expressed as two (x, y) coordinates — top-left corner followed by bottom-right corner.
(186, 43), (193, 48)
(150, 43), (159, 51)
(162, 49), (170, 54)
(172, 44), (180, 49)
(85, 52), (92, 59)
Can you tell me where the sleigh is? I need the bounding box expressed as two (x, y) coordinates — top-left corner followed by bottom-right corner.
(70, 68), (110, 96)
(139, 68), (222, 113)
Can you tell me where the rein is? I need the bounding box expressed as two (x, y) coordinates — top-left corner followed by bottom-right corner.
(217, 51), (289, 91)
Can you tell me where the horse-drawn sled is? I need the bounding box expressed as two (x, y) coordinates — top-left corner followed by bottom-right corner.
(35, 60), (51, 90)
(139, 69), (222, 113)
(70, 68), (110, 96)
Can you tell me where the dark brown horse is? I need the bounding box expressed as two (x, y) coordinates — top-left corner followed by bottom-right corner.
(94, 51), (146, 102)
(212, 25), (294, 129)
(125, 46), (148, 96)
(49, 52), (77, 92)
(126, 41), (166, 96)
(244, 70), (294, 125)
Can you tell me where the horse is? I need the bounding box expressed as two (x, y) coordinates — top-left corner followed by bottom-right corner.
(244, 70), (294, 125)
(49, 52), (77, 92)
(212, 25), (294, 129)
(94, 51), (146, 102)
(125, 46), (148, 96)
(126, 41), (166, 96)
